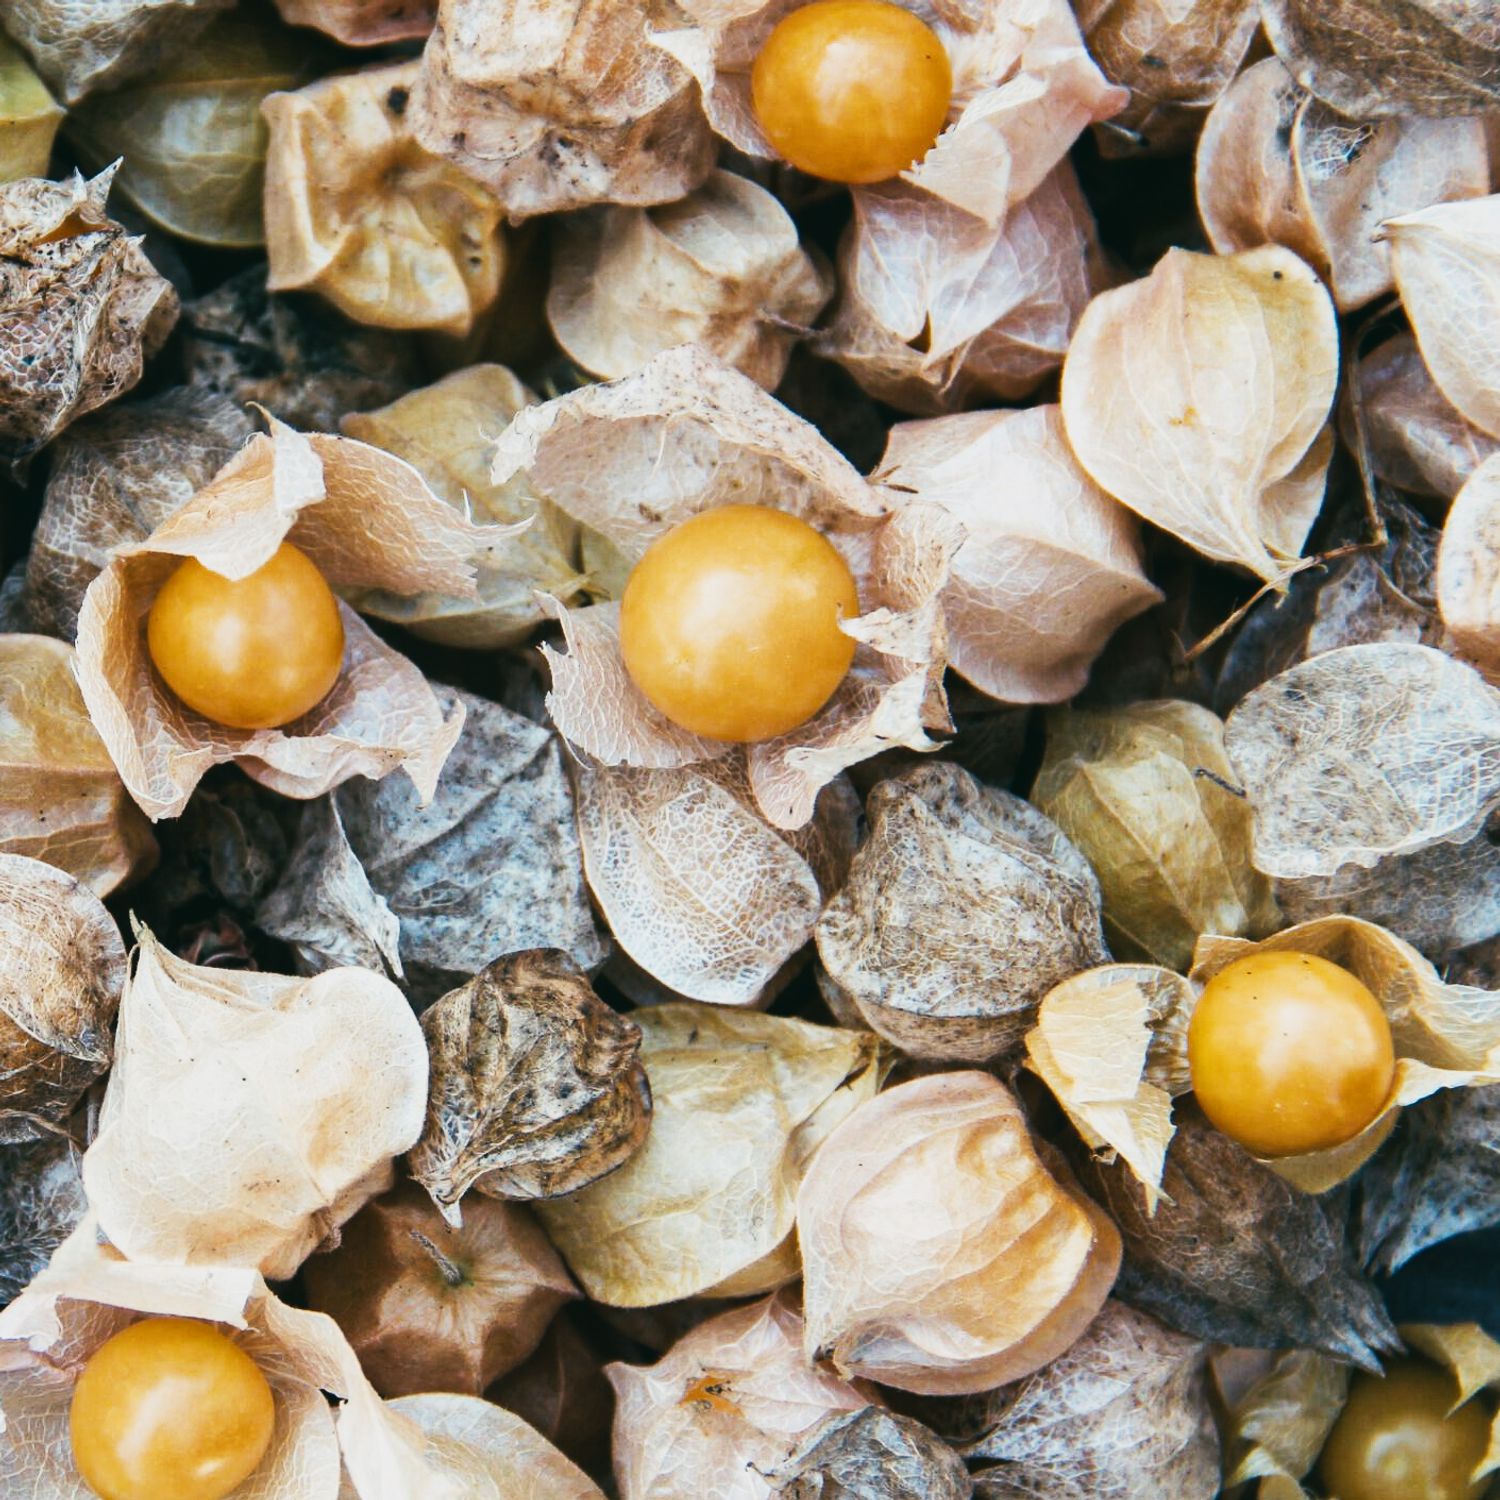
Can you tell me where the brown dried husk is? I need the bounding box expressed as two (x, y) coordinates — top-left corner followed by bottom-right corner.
(0, 168), (178, 463)
(797, 1071), (1121, 1396)
(536, 1004), (886, 1308)
(408, 0), (717, 221)
(607, 1294), (870, 1500)
(0, 635), (155, 895)
(817, 762), (1108, 1063)
(1196, 58), (1490, 313)
(1060, 245), (1337, 581)
(0, 37), (63, 181)
(80, 927), (428, 1280)
(773, 1407), (972, 1500)
(0, 853), (125, 1144)
(409, 949), (651, 1214)
(273, 0), (433, 45)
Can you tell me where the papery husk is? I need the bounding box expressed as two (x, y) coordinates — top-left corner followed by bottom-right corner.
(816, 166), (1107, 417)
(340, 365), (584, 647)
(80, 927), (427, 1280)
(0, 853), (125, 1143)
(1220, 1347), (1349, 1495)
(653, 0), (1125, 228)
(0, 635), (155, 895)
(817, 762), (1108, 1063)
(774, 1407), (973, 1500)
(408, 0), (716, 221)
(0, 37), (62, 182)
(871, 405), (1160, 700)
(962, 1300), (1220, 1500)
(1224, 643), (1500, 878)
(536, 1004), (886, 1307)
(274, 0), (433, 45)
(1060, 245), (1337, 582)
(548, 169), (829, 390)
(409, 949), (651, 1214)
(797, 1071), (1121, 1396)
(1033, 700), (1278, 968)
(0, 1137), (84, 1302)
(493, 344), (959, 830)
(0, 167), (178, 463)
(1384, 194), (1500, 439)
(607, 1294), (869, 1500)
(75, 419), (512, 819)
(1439, 453), (1500, 675)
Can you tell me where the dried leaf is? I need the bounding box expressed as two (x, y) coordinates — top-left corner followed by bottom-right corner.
(0, 634), (155, 896)
(409, 0), (716, 220)
(537, 1004), (885, 1307)
(273, 0), (433, 45)
(607, 1294), (869, 1500)
(0, 36), (63, 182)
(962, 1300), (1219, 1500)
(817, 763), (1108, 1062)
(1060, 245), (1337, 581)
(773, 1407), (972, 1500)
(80, 927), (428, 1279)
(1221, 1347), (1349, 1491)
(301, 1178), (576, 1396)
(1033, 700), (1278, 968)
(0, 1137), (84, 1305)
(0, 168), (178, 463)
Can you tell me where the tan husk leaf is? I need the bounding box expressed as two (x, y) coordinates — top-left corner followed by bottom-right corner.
(1438, 453), (1500, 674)
(1223, 642), (1500, 878)
(0, 36), (63, 181)
(773, 1407), (972, 1500)
(0, 635), (155, 896)
(408, 0), (716, 221)
(962, 1300), (1220, 1500)
(340, 365), (585, 648)
(409, 949), (651, 1214)
(1385, 194), (1500, 439)
(536, 1004), (885, 1307)
(1220, 1347), (1349, 1493)
(0, 168), (178, 463)
(817, 762), (1108, 1062)
(1033, 700), (1278, 968)
(548, 169), (829, 391)
(273, 0), (433, 45)
(1060, 245), (1337, 581)
(80, 926), (428, 1280)
(1195, 57), (1490, 312)
(0, 853), (125, 1144)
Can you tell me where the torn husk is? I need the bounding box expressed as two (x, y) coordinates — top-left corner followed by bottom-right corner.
(0, 36), (63, 182)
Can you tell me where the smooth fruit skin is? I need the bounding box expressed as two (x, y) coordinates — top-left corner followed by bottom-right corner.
(751, 0), (953, 184)
(146, 541), (345, 731)
(1316, 1358), (1493, 1500)
(618, 504), (859, 743)
(69, 1317), (277, 1500)
(1186, 950), (1395, 1159)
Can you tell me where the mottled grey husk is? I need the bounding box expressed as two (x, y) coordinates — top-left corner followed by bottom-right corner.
(773, 1408), (973, 1500)
(0, 1136), (85, 1304)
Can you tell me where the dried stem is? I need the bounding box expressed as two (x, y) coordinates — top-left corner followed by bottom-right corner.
(409, 1228), (467, 1288)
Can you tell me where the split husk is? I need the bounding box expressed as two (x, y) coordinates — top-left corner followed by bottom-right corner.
(0, 36), (63, 181)
(273, 0), (433, 45)
(773, 1407), (972, 1500)
(536, 1004), (886, 1307)
(797, 1071), (1122, 1395)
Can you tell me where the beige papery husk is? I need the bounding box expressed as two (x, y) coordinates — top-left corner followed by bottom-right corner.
(1060, 244), (1338, 583)
(263, 61), (506, 338)
(0, 36), (64, 181)
(1438, 453), (1500, 676)
(80, 926), (427, 1281)
(536, 1004), (887, 1307)
(1195, 57), (1490, 313)
(409, 0), (716, 221)
(0, 1232), (606, 1498)
(607, 1294), (870, 1500)
(273, 0), (434, 46)
(797, 1071), (1122, 1396)
(546, 169), (830, 390)
(491, 344), (961, 831)
(75, 417), (516, 821)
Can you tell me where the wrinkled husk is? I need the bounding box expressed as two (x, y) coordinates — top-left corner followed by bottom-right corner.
(1196, 57), (1490, 312)
(773, 1407), (972, 1500)
(0, 634), (155, 895)
(797, 1071), (1121, 1396)
(409, 0), (716, 220)
(537, 1004), (886, 1307)
(340, 365), (584, 647)
(492, 344), (959, 830)
(1033, 700), (1278, 968)
(274, 0), (433, 45)
(75, 419), (516, 820)
(549, 170), (829, 390)
(607, 1294), (869, 1500)
(409, 949), (651, 1214)
(0, 853), (125, 1144)
(0, 36), (62, 182)
(264, 61), (506, 337)
(0, 1137), (84, 1302)
(0, 167), (177, 463)
(1060, 245), (1336, 582)
(80, 928), (427, 1280)
(817, 762), (1108, 1062)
